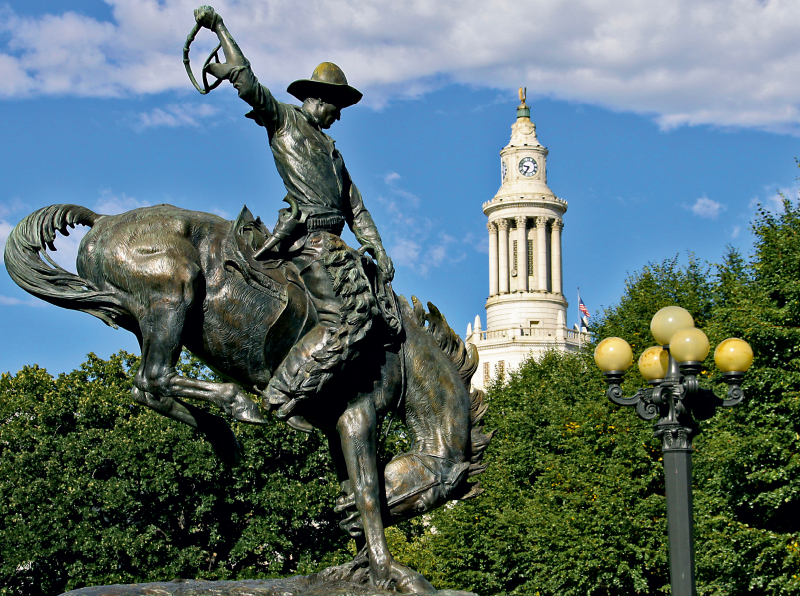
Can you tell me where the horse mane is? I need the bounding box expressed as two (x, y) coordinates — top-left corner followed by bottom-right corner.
(401, 295), (495, 500)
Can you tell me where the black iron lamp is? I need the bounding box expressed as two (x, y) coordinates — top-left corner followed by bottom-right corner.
(593, 306), (753, 596)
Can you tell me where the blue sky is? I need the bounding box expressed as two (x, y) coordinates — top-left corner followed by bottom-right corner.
(1, 0), (799, 375)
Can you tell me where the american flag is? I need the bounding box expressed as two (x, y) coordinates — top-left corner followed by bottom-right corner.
(579, 298), (590, 318)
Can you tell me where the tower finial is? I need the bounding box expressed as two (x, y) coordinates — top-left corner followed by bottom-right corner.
(517, 86), (530, 119)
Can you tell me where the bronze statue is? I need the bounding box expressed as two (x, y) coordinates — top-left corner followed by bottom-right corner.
(190, 4), (399, 434)
(4, 6), (492, 594)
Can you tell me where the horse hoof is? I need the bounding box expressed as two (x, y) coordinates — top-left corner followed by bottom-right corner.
(396, 573), (436, 594)
(287, 415), (314, 433)
(231, 398), (267, 424)
(390, 563), (437, 594)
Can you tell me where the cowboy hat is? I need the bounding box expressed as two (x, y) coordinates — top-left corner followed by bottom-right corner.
(287, 62), (362, 108)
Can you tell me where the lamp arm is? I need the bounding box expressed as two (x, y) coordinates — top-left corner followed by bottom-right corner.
(603, 372), (636, 405)
(635, 390), (659, 420)
(672, 371), (747, 421)
(602, 372), (660, 421)
(721, 371), (746, 406)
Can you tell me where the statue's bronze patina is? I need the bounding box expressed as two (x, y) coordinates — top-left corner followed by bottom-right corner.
(4, 6), (492, 594)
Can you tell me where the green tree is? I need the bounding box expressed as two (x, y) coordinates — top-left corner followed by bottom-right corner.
(591, 254), (715, 358)
(691, 199), (800, 595)
(387, 349), (670, 596)
(0, 352), (350, 596)
(387, 196), (800, 594)
(5, 194), (800, 596)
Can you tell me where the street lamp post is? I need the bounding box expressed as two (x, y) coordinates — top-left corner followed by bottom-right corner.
(593, 306), (753, 596)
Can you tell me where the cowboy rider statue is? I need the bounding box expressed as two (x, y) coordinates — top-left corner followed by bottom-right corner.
(193, 6), (396, 433)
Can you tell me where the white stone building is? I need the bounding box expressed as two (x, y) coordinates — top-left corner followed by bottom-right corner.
(466, 92), (589, 390)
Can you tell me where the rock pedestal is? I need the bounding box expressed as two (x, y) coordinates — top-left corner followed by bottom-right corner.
(60, 573), (477, 596)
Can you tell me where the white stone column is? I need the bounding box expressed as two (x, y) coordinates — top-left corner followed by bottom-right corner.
(536, 217), (548, 291)
(551, 219), (563, 295)
(487, 222), (498, 296)
(515, 216), (528, 292)
(497, 219), (510, 294)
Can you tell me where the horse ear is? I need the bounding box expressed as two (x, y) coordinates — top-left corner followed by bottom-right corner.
(444, 461), (470, 495)
(235, 205), (255, 225)
(411, 295), (426, 327)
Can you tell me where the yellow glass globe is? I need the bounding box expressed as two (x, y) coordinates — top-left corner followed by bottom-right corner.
(638, 346), (669, 381)
(669, 327), (710, 363)
(650, 306), (694, 345)
(594, 337), (633, 372)
(714, 338), (754, 372)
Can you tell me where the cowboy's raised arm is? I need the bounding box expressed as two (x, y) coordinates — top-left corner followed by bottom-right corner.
(194, 5), (282, 132)
(345, 174), (394, 283)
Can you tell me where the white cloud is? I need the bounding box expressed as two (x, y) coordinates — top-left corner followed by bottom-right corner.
(94, 189), (149, 215)
(1, 1), (800, 132)
(0, 294), (45, 307)
(382, 171), (421, 207)
(0, 198), (29, 246)
(132, 103), (220, 130)
(389, 234), (464, 277)
(377, 173), (471, 276)
(465, 231), (489, 254)
(0, 219), (13, 247)
(391, 238), (422, 269)
(731, 225), (741, 239)
(45, 226), (87, 273)
(690, 196), (726, 219)
(749, 182), (800, 214)
(0, 197), (27, 220)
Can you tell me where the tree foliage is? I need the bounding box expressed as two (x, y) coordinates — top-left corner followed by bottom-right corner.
(385, 196), (800, 594)
(4, 193), (800, 596)
(0, 353), (350, 596)
(385, 350), (670, 595)
(692, 199), (800, 595)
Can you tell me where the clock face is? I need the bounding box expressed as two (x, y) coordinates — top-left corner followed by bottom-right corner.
(519, 157), (538, 177)
(501, 160), (507, 181)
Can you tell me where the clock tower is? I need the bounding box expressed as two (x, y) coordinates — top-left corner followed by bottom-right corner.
(466, 89), (586, 389)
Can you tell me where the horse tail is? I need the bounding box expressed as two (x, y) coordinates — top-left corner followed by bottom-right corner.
(4, 204), (127, 328)
(407, 295), (494, 500)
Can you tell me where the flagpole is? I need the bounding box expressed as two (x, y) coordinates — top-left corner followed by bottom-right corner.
(578, 287), (581, 349)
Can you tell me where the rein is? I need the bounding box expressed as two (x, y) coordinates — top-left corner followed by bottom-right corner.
(383, 454), (458, 508)
(386, 478), (440, 508)
(382, 283), (406, 440)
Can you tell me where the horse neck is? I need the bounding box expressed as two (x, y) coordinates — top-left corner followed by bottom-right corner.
(398, 323), (472, 462)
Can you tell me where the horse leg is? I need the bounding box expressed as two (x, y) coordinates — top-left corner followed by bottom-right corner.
(325, 431), (356, 528)
(336, 395), (435, 594)
(334, 332), (473, 535)
(134, 296), (265, 425)
(322, 429), (369, 569)
(335, 450), (470, 537)
(327, 430), (369, 563)
(132, 387), (242, 465)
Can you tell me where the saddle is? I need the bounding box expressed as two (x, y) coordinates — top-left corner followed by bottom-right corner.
(223, 206), (305, 303)
(226, 206), (403, 344)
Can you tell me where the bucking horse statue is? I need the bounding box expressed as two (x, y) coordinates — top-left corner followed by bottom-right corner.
(4, 202), (492, 594)
(3, 6), (492, 593)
